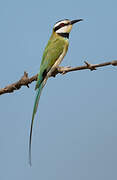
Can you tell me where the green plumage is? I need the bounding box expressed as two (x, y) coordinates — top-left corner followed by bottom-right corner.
(28, 18), (83, 166)
(29, 31), (69, 165)
(35, 32), (68, 89)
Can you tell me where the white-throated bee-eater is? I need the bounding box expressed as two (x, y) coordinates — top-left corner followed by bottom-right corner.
(29, 18), (83, 165)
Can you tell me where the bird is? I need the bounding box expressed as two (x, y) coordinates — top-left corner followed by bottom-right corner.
(29, 18), (83, 165)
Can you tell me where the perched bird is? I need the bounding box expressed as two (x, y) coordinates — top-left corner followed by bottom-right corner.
(29, 19), (83, 165)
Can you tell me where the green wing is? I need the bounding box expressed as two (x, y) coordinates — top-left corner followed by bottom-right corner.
(41, 36), (66, 71)
(36, 36), (67, 89)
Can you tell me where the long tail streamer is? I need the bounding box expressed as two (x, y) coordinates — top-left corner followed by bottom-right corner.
(29, 82), (44, 166)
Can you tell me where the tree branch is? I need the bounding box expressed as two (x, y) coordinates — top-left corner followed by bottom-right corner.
(0, 60), (117, 95)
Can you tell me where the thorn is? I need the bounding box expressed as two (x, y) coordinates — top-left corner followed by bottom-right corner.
(84, 61), (97, 71)
(26, 84), (30, 88)
(24, 71), (28, 77)
(13, 85), (18, 90)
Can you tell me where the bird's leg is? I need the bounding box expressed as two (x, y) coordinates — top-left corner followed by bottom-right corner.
(49, 66), (59, 77)
(56, 66), (71, 74)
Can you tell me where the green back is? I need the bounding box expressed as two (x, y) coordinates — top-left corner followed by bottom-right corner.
(36, 33), (68, 89)
(41, 33), (68, 71)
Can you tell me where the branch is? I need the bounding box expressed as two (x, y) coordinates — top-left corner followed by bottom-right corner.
(0, 60), (117, 95)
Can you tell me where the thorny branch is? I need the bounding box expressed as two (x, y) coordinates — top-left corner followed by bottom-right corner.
(0, 60), (117, 95)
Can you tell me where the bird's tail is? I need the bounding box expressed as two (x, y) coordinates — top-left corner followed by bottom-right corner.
(29, 81), (44, 166)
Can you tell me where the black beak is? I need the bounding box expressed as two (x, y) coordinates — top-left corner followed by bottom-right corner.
(70, 19), (83, 25)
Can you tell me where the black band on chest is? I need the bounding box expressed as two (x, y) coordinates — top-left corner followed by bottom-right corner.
(58, 33), (69, 39)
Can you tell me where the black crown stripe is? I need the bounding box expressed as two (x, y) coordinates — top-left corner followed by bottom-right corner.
(54, 23), (69, 32)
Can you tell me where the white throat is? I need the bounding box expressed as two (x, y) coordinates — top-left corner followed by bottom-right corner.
(56, 26), (70, 34)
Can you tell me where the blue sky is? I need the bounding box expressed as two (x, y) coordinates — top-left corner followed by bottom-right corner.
(0, 0), (117, 179)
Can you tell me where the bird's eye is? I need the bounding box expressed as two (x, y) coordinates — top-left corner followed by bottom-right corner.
(60, 23), (65, 27)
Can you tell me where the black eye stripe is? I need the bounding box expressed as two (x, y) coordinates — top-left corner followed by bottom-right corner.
(54, 23), (69, 32)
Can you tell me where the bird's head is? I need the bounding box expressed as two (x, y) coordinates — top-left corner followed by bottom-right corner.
(53, 19), (83, 35)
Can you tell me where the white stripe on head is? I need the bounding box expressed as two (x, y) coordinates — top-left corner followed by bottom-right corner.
(54, 19), (72, 34)
(56, 26), (71, 33)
